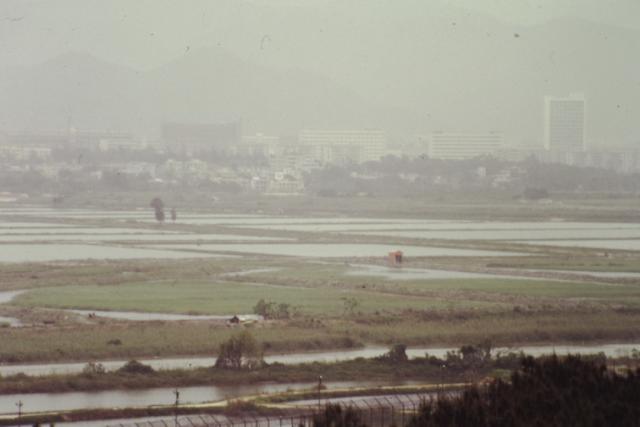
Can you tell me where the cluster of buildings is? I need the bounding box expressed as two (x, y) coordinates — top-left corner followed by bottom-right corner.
(1, 92), (638, 196)
(422, 93), (640, 174)
(0, 126), (392, 195)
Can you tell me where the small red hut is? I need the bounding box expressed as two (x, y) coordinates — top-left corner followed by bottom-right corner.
(388, 250), (403, 266)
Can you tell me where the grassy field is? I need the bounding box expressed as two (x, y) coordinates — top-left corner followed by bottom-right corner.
(3, 253), (640, 364)
(2, 310), (640, 363)
(12, 279), (499, 316)
(226, 263), (640, 309)
(3, 196), (640, 365)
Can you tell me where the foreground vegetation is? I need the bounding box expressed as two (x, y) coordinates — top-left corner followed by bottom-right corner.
(312, 356), (640, 427)
(0, 338), (585, 395)
(409, 355), (640, 426)
(2, 309), (640, 364)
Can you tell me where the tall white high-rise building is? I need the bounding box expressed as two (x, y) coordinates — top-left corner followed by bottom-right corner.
(544, 93), (586, 151)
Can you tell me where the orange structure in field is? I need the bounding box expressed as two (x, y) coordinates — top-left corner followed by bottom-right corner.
(388, 250), (403, 266)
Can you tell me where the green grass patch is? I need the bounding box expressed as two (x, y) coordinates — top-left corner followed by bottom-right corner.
(12, 280), (494, 316)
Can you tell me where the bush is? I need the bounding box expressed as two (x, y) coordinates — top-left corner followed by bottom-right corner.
(408, 355), (640, 426)
(376, 344), (408, 363)
(117, 360), (155, 374)
(82, 361), (106, 376)
(253, 299), (292, 319)
(215, 330), (264, 370)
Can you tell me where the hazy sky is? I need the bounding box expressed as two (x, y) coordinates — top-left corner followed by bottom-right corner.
(1, 0), (638, 144)
(1, 0), (638, 70)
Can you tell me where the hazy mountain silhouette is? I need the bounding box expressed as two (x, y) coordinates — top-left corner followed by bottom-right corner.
(0, 15), (637, 145)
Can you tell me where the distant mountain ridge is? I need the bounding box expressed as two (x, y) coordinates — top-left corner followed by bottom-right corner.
(0, 15), (638, 145)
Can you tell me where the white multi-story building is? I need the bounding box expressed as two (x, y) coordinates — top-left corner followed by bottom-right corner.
(544, 93), (586, 152)
(239, 133), (281, 157)
(299, 129), (386, 165)
(428, 131), (504, 160)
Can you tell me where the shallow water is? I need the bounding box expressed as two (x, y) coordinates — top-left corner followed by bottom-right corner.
(236, 221), (640, 233)
(0, 227), (163, 234)
(0, 244), (222, 263)
(0, 380), (387, 415)
(0, 233), (288, 242)
(1, 344), (639, 415)
(145, 243), (523, 258)
(0, 290), (26, 304)
(345, 264), (519, 280)
(2, 343), (639, 378)
(516, 239), (640, 251)
(0, 316), (21, 327)
(0, 222), (76, 228)
(345, 228), (640, 241)
(508, 268), (640, 279)
(69, 309), (262, 322)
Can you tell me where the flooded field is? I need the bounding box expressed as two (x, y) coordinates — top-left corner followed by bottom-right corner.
(0, 233), (289, 242)
(344, 228), (640, 241)
(344, 264), (518, 280)
(517, 239), (640, 251)
(0, 380), (383, 414)
(145, 243), (523, 258)
(69, 309), (262, 322)
(234, 221), (640, 233)
(0, 315), (21, 327)
(0, 244), (220, 262)
(0, 290), (25, 304)
(0, 225), (166, 233)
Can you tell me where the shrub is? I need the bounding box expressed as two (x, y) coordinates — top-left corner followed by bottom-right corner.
(408, 355), (640, 427)
(215, 330), (264, 370)
(376, 344), (408, 363)
(253, 299), (292, 319)
(82, 361), (106, 376)
(117, 360), (154, 374)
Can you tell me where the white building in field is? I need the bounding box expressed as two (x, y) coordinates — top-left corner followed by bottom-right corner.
(428, 131), (504, 160)
(299, 129), (386, 165)
(544, 93), (586, 152)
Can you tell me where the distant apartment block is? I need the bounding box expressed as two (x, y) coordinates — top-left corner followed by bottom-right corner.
(238, 133), (280, 157)
(162, 122), (241, 153)
(0, 129), (133, 148)
(544, 93), (586, 151)
(299, 129), (386, 165)
(428, 131), (504, 160)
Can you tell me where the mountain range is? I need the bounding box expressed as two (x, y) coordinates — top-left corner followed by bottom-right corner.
(0, 12), (638, 146)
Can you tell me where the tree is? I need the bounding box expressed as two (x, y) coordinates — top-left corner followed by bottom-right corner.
(155, 208), (165, 223)
(150, 197), (165, 224)
(407, 355), (640, 427)
(118, 360), (154, 374)
(253, 299), (292, 319)
(377, 344), (408, 363)
(82, 361), (106, 376)
(215, 331), (264, 370)
(149, 197), (164, 211)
